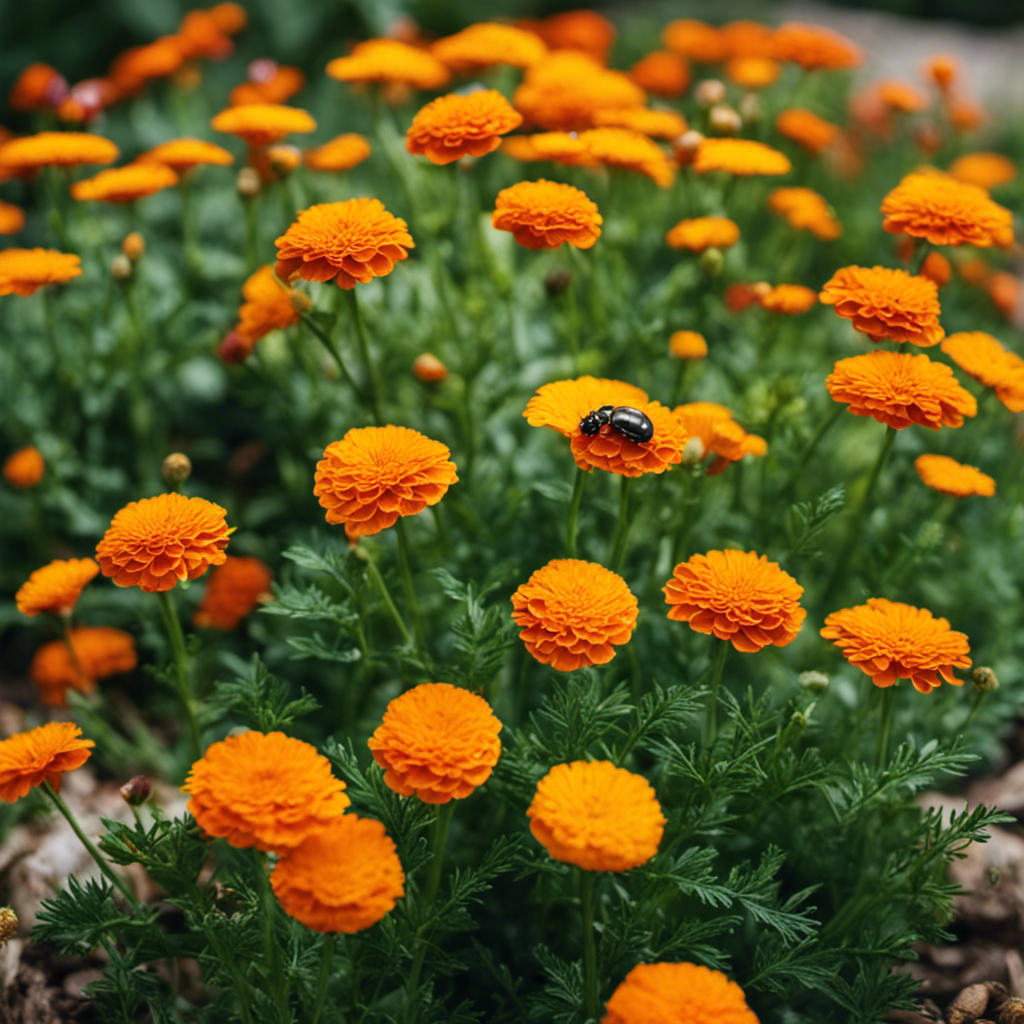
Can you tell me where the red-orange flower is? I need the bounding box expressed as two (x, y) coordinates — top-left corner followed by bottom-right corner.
(30, 627), (137, 707)
(304, 134), (371, 173)
(759, 283), (817, 314)
(527, 761), (665, 871)
(0, 249), (82, 296)
(914, 454), (995, 498)
(940, 331), (1024, 413)
(3, 446), (44, 487)
(194, 555), (273, 630)
(433, 23), (547, 72)
(665, 216), (739, 251)
(314, 425), (457, 541)
(881, 169), (1013, 248)
(275, 199), (413, 289)
(776, 109), (840, 155)
(576, 128), (675, 187)
(821, 598), (970, 693)
(949, 152), (1015, 190)
(406, 89), (522, 165)
(673, 403), (766, 475)
(211, 104), (316, 147)
(96, 492), (233, 592)
(326, 40), (450, 90)
(630, 51), (690, 97)
(234, 265), (300, 342)
(492, 180), (602, 251)
(9, 64), (68, 111)
(0, 201), (25, 235)
(0, 723), (94, 801)
(511, 559), (638, 672)
(603, 962), (758, 1024)
(662, 20), (728, 63)
(16, 558), (98, 617)
(108, 38), (185, 96)
(271, 815), (405, 933)
(826, 351), (976, 430)
(183, 730), (350, 851)
(664, 550), (805, 653)
(819, 265), (943, 347)
(693, 138), (791, 176)
(368, 683), (502, 803)
(141, 138), (233, 172)
(773, 22), (862, 70)
(70, 163), (178, 203)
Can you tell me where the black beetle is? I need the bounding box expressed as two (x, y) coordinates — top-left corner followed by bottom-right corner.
(579, 405), (654, 444)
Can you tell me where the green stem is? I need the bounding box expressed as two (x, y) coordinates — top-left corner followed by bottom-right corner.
(704, 637), (729, 749)
(42, 782), (137, 904)
(580, 870), (598, 1023)
(243, 194), (260, 271)
(348, 290), (384, 424)
(255, 852), (291, 1021)
(180, 173), (199, 276)
(155, 590), (203, 759)
(564, 275), (581, 375)
(190, 889), (255, 1024)
(671, 360), (690, 407)
(876, 687), (895, 771)
(394, 518), (425, 649)
(607, 477), (634, 572)
(299, 311), (362, 397)
(311, 934), (338, 1024)
(364, 553), (413, 648)
(961, 687), (986, 734)
(781, 403), (844, 496)
(44, 167), (71, 250)
(566, 467), (586, 558)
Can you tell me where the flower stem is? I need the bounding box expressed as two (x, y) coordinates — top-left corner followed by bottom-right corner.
(299, 311), (362, 399)
(607, 477), (634, 572)
(348, 289), (384, 424)
(42, 782), (136, 905)
(255, 852), (291, 1021)
(311, 933), (338, 1024)
(580, 870), (598, 1023)
(780, 402), (844, 497)
(876, 687), (895, 771)
(566, 467), (586, 558)
(155, 590), (203, 760)
(394, 518), (425, 650)
(704, 637), (729, 749)
(364, 552), (413, 648)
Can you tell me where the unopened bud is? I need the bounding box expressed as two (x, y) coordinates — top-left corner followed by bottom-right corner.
(699, 247), (724, 277)
(111, 254), (132, 280)
(708, 104), (741, 135)
(695, 79), (726, 108)
(218, 330), (254, 364)
(672, 129), (704, 165)
(267, 144), (301, 177)
(162, 453), (192, 486)
(289, 289), (312, 314)
(750, 281), (771, 301)
(544, 267), (573, 297)
(738, 92), (762, 124)
(999, 996), (1024, 1024)
(122, 232), (145, 262)
(948, 984), (993, 1024)
(236, 167), (261, 198)
(972, 666), (999, 692)
(681, 436), (706, 465)
(120, 775), (151, 806)
(412, 352), (448, 383)
(798, 671), (829, 694)
(0, 908), (17, 944)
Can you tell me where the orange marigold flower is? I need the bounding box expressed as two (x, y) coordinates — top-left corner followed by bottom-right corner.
(96, 492), (233, 592)
(881, 169), (1013, 248)
(368, 682), (502, 803)
(664, 550), (805, 652)
(209, 2), (247, 34)
(630, 51), (690, 98)
(3, 446), (44, 488)
(433, 23), (547, 72)
(183, 731), (350, 851)
(768, 186), (842, 240)
(775, 108), (839, 155)
(693, 138), (791, 176)
(821, 598), (970, 693)
(16, 558), (98, 617)
(726, 56), (781, 89)
(914, 454), (995, 498)
(949, 152), (1016, 190)
(304, 133), (371, 173)
(527, 761), (664, 871)
(314, 425), (457, 541)
(0, 249), (81, 296)
(272, 814), (404, 933)
(0, 131), (117, 172)
(210, 104), (316, 147)
(0, 201), (26, 235)
(30, 627), (137, 707)
(326, 39), (450, 90)
(773, 22), (862, 70)
(492, 180), (602, 251)
(406, 89), (522, 165)
(669, 331), (707, 360)
(501, 132), (593, 166)
(876, 80), (928, 113)
(673, 403), (765, 475)
(662, 20), (727, 63)
(524, 377), (687, 477)
(70, 163), (178, 204)
(940, 331), (1024, 413)
(141, 138), (233, 172)
(275, 199), (413, 290)
(988, 271), (1021, 321)
(920, 251), (951, 287)
(512, 559), (638, 672)
(819, 265), (943, 347)
(924, 54), (958, 90)
(720, 19), (776, 58)
(666, 216), (739, 251)
(592, 107), (687, 140)
(603, 962), (758, 1024)
(528, 9), (615, 61)
(193, 555), (273, 630)
(759, 283), (817, 314)
(826, 350), (976, 430)
(234, 265), (300, 342)
(413, 352), (448, 383)
(108, 39), (186, 96)
(947, 96), (986, 131)
(9, 64), (68, 111)
(576, 127), (674, 187)
(230, 63), (305, 106)
(176, 9), (233, 60)
(0, 723), (93, 802)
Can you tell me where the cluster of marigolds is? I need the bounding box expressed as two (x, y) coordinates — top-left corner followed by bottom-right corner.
(1, 3), (1021, 1021)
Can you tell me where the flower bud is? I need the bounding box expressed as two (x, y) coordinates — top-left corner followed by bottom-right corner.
(708, 104), (741, 135)
(798, 671), (829, 694)
(999, 996), (1024, 1024)
(413, 352), (448, 383)
(236, 167), (261, 198)
(972, 666), (999, 692)
(0, 908), (17, 944)
(267, 144), (301, 177)
(695, 79), (726, 108)
(544, 267), (573, 297)
(699, 247), (724, 277)
(738, 92), (762, 125)
(681, 436), (706, 465)
(248, 58), (278, 83)
(750, 281), (771, 301)
(289, 289), (312, 314)
(672, 129), (703, 165)
(218, 330), (254, 364)
(119, 775), (152, 806)
(162, 452), (192, 486)
(110, 254), (132, 280)
(122, 232), (145, 262)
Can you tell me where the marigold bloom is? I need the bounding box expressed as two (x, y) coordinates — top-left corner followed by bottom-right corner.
(603, 962), (758, 1024)
(141, 138), (233, 172)
(501, 133), (593, 166)
(759, 284), (817, 314)
(946, 95), (986, 132)
(881, 170), (1012, 249)
(406, 89), (522, 165)
(234, 265), (300, 342)
(776, 108), (839, 155)
(876, 80), (928, 113)
(16, 558), (98, 617)
(304, 133), (371, 173)
(988, 271), (1021, 320)
(592, 107), (687, 140)
(9, 64), (68, 111)
(492, 180), (602, 251)
(512, 559), (638, 672)
(3, 446), (44, 487)
(924, 54), (958, 90)
(176, 10), (233, 60)
(210, 3), (247, 34)
(433, 23), (547, 72)
(666, 216), (739, 252)
(211, 104), (316, 147)
(193, 555), (273, 630)
(184, 731), (349, 851)
(826, 350), (976, 430)
(914, 454), (995, 498)
(948, 152), (1016, 190)
(30, 627), (137, 707)
(0, 131), (118, 172)
(822, 598), (970, 693)
(230, 65), (305, 107)
(630, 51), (690, 97)
(720, 20), (776, 59)
(368, 683), (502, 803)
(693, 138), (791, 176)
(314, 425), (457, 541)
(525, 377), (686, 477)
(576, 128), (674, 187)
(275, 199), (413, 290)
(773, 22), (861, 70)
(662, 20), (727, 63)
(527, 761), (664, 871)
(412, 352), (448, 382)
(819, 265), (943, 347)
(96, 492), (233, 592)
(726, 56), (781, 89)
(70, 163), (178, 204)
(0, 723), (93, 802)
(920, 251), (951, 287)
(664, 550), (805, 652)
(108, 39), (185, 96)
(272, 814), (404, 933)
(669, 331), (707, 360)
(0, 202), (25, 235)
(768, 186), (842, 240)
(673, 403), (765, 475)
(326, 39), (450, 90)
(940, 331), (1024, 412)
(526, 9), (615, 60)
(0, 249), (81, 296)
